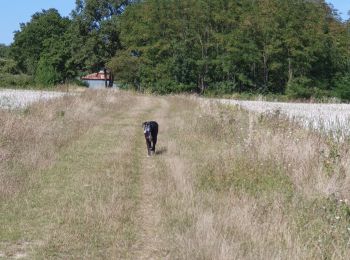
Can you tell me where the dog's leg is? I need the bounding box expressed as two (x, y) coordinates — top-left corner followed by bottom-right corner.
(152, 135), (157, 155)
(145, 138), (152, 156)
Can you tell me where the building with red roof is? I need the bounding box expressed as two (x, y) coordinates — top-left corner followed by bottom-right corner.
(81, 69), (115, 88)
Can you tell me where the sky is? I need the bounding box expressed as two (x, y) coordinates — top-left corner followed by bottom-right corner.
(0, 0), (349, 46)
(0, 0), (76, 45)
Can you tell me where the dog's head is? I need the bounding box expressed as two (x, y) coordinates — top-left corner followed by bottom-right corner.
(142, 122), (152, 140)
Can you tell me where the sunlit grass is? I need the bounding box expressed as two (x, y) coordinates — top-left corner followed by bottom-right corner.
(1, 92), (350, 258)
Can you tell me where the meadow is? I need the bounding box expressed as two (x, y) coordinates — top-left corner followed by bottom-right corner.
(1, 90), (350, 259)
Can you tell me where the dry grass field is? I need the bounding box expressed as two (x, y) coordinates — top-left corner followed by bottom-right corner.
(1, 90), (350, 259)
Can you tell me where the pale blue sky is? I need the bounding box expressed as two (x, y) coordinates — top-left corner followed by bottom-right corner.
(0, 0), (349, 45)
(0, 0), (76, 45)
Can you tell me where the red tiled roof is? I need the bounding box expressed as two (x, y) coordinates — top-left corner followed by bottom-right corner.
(82, 71), (110, 80)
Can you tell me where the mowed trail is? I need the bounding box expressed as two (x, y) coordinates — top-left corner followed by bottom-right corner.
(0, 94), (178, 259)
(3, 92), (349, 259)
(133, 97), (171, 259)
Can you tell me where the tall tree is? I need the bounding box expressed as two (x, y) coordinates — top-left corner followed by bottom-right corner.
(0, 44), (10, 59)
(110, 0), (349, 96)
(11, 9), (71, 75)
(67, 0), (135, 74)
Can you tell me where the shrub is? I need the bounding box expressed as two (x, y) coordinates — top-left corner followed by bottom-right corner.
(286, 77), (314, 99)
(204, 81), (238, 96)
(149, 79), (194, 94)
(66, 78), (89, 87)
(0, 58), (18, 74)
(108, 51), (141, 90)
(0, 73), (34, 88)
(333, 75), (350, 101)
(35, 58), (61, 87)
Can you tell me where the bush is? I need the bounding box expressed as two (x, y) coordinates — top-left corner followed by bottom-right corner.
(0, 58), (18, 74)
(35, 58), (61, 87)
(148, 79), (194, 94)
(333, 75), (350, 101)
(0, 73), (34, 88)
(286, 77), (314, 99)
(108, 51), (141, 89)
(204, 81), (238, 96)
(66, 78), (89, 87)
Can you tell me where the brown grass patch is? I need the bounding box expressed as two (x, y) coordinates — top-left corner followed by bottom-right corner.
(155, 96), (350, 259)
(2, 92), (350, 258)
(0, 90), (133, 198)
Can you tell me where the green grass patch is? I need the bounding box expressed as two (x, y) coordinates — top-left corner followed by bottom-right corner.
(0, 73), (34, 88)
(293, 196), (350, 258)
(197, 158), (294, 199)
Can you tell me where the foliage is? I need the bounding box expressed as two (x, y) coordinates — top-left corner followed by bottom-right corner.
(5, 0), (350, 96)
(108, 51), (141, 90)
(66, 0), (134, 74)
(66, 78), (89, 87)
(333, 75), (350, 101)
(149, 79), (194, 94)
(11, 9), (71, 75)
(0, 44), (10, 58)
(0, 59), (18, 74)
(113, 0), (349, 95)
(204, 81), (238, 96)
(0, 73), (34, 88)
(286, 77), (314, 99)
(35, 58), (61, 86)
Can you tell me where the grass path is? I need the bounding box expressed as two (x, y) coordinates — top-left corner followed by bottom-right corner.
(133, 98), (170, 259)
(0, 95), (173, 259)
(2, 92), (350, 259)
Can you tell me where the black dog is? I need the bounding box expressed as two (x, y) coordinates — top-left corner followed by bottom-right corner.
(142, 121), (158, 156)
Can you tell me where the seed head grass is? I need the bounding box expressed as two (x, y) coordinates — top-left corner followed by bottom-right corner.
(1, 92), (350, 259)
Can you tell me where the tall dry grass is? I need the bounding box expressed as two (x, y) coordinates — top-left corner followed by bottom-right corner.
(156, 96), (350, 259)
(0, 90), (133, 199)
(1, 92), (350, 258)
(0, 91), (154, 259)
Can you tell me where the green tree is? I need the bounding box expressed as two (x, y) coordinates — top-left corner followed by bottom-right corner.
(35, 57), (61, 86)
(0, 44), (10, 58)
(112, 0), (349, 96)
(11, 9), (71, 75)
(66, 0), (134, 74)
(108, 50), (141, 90)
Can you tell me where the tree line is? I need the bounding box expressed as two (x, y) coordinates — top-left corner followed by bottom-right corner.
(1, 0), (350, 99)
